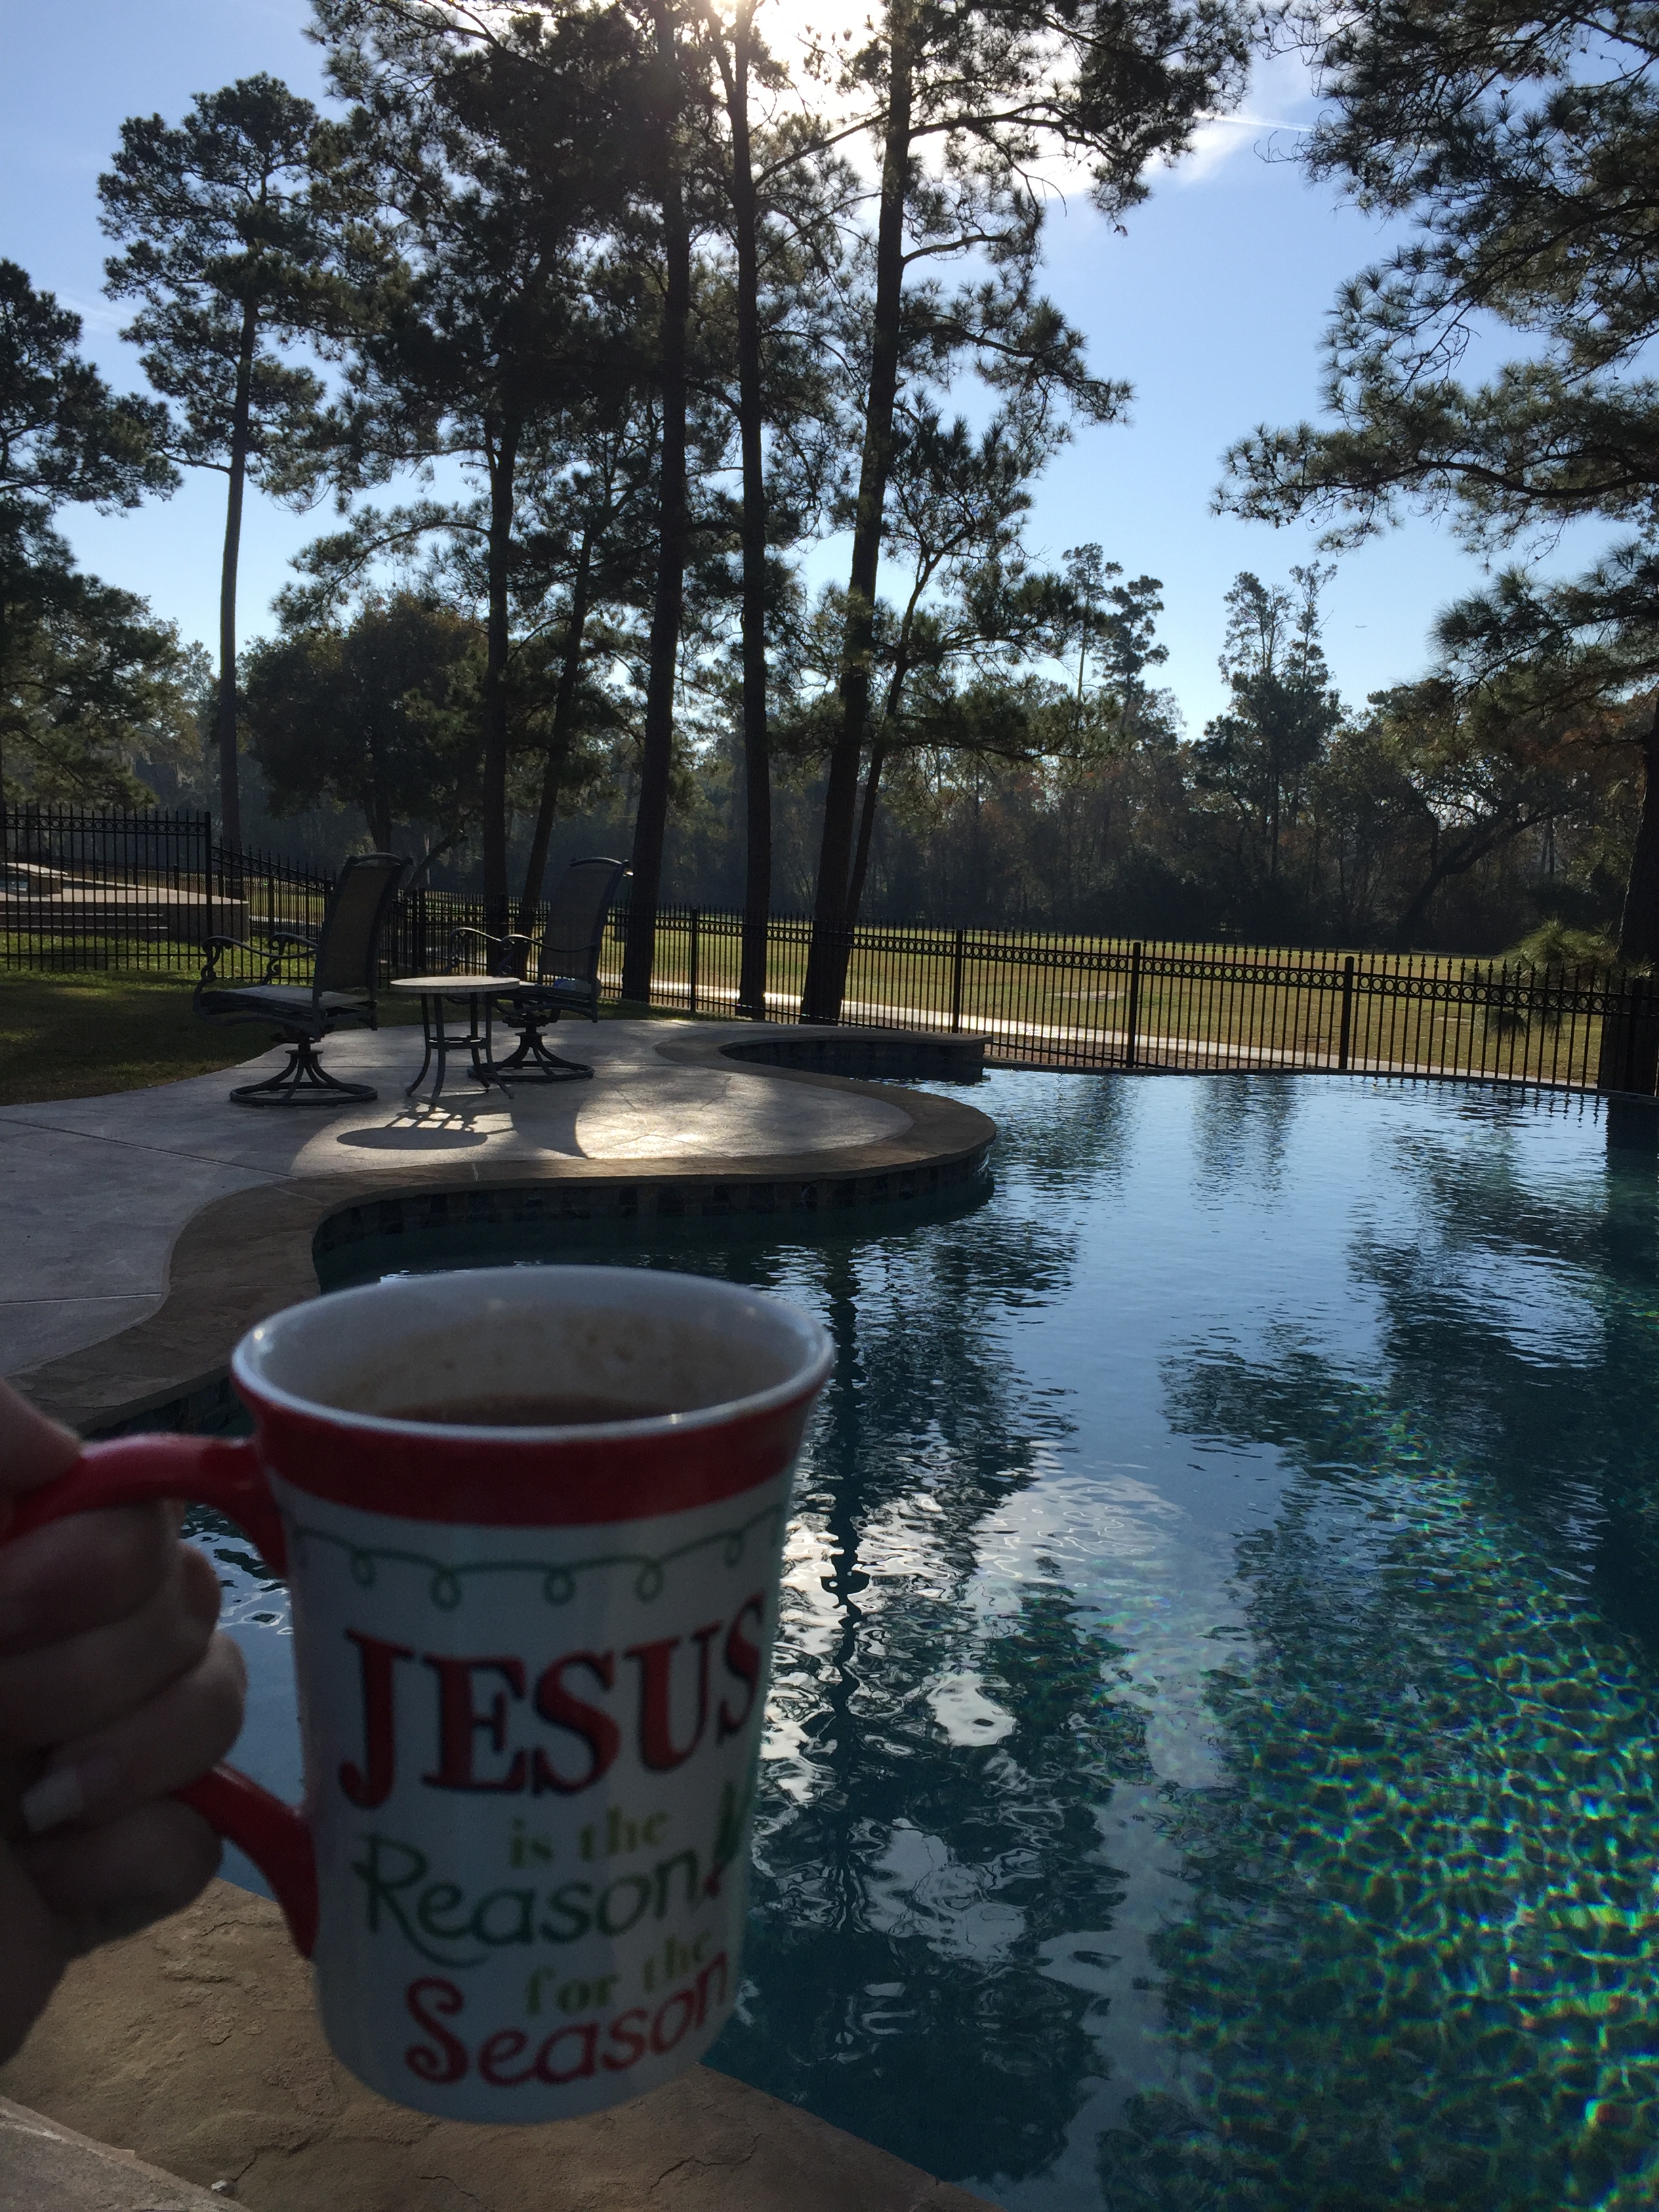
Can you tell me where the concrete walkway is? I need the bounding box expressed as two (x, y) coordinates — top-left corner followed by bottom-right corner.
(0, 2096), (222, 2210)
(1, 1019), (993, 1433)
(1, 1883), (994, 2212)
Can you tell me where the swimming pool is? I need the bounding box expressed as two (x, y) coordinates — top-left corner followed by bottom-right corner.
(198, 1070), (1659, 2210)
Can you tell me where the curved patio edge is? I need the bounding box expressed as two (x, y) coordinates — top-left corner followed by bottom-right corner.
(12, 1027), (996, 1437)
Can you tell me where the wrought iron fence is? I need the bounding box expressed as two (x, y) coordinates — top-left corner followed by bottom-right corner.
(4, 807), (1654, 1094)
(607, 906), (1654, 1094)
(1, 807), (336, 974)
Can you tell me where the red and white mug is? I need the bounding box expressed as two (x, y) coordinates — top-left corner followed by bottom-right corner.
(8, 1265), (832, 2123)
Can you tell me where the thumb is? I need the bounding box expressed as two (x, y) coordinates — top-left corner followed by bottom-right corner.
(0, 1382), (81, 1534)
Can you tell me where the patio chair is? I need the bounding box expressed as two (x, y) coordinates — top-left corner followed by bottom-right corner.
(449, 855), (630, 1082)
(194, 852), (407, 1105)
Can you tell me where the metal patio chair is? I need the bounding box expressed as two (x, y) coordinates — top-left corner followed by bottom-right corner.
(449, 855), (630, 1082)
(194, 851), (407, 1105)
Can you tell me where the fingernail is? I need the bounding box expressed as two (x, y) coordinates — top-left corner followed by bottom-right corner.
(21, 1752), (121, 1836)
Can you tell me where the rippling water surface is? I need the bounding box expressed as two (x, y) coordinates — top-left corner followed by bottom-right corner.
(199, 1071), (1659, 2211)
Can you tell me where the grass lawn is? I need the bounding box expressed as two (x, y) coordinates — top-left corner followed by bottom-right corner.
(0, 969), (420, 1108)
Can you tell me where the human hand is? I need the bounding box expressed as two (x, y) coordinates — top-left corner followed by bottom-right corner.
(0, 1382), (246, 2063)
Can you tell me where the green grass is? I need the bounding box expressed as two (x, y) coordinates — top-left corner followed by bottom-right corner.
(0, 968), (420, 1108)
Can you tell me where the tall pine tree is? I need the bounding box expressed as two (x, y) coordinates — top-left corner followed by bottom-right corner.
(100, 76), (356, 848)
(797, 0), (1249, 1018)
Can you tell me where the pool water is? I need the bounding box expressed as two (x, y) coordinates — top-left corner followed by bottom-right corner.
(195, 1071), (1659, 2211)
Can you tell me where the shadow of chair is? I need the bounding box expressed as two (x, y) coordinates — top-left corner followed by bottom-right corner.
(194, 853), (406, 1105)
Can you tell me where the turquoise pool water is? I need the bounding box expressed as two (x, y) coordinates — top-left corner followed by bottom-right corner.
(197, 1071), (1659, 2210)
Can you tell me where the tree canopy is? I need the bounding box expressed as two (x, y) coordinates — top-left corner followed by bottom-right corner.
(1219, 0), (1659, 956)
(0, 262), (186, 811)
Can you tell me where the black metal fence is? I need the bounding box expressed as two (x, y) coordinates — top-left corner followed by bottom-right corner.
(4, 805), (1655, 1094)
(616, 906), (1654, 1094)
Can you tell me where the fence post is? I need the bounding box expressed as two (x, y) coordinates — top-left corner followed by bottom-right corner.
(949, 927), (966, 1032)
(1125, 941), (1143, 1069)
(688, 907), (699, 1015)
(1338, 954), (1355, 1072)
(1599, 970), (1659, 1095)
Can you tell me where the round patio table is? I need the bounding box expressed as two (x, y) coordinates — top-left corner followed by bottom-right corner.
(388, 975), (514, 1101)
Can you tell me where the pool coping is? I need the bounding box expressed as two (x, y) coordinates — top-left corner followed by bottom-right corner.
(12, 1029), (996, 1435)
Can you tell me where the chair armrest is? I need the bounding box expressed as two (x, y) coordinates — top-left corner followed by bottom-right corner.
(199, 935), (260, 985)
(449, 926), (533, 978)
(255, 928), (319, 985)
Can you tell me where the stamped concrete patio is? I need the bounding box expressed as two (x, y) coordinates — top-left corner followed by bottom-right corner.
(0, 1015), (997, 2211)
(1, 1016), (993, 1430)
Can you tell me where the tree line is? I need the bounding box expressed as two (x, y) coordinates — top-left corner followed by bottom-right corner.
(3, 0), (1657, 987)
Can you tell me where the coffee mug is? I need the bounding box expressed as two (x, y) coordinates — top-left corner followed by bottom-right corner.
(7, 1265), (833, 2123)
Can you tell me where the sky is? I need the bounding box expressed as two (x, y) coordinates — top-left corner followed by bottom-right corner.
(0, 1), (1599, 731)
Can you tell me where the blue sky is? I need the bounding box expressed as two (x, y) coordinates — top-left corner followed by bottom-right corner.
(1, 3), (1590, 730)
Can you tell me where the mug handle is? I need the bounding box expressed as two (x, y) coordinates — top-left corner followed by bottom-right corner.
(5, 1434), (319, 1959)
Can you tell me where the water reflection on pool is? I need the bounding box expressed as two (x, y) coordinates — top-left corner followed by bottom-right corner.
(197, 1071), (1659, 2211)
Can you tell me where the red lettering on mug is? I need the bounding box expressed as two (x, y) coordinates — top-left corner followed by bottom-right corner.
(602, 2007), (649, 2071)
(531, 1650), (621, 1794)
(626, 1624), (722, 1771)
(422, 1656), (527, 1792)
(651, 1988), (697, 2054)
(457, 1977), (731, 2091)
(405, 1977), (468, 2083)
(339, 1631), (414, 1809)
(478, 2028), (533, 2087)
(717, 1594), (766, 1742)
(536, 2020), (599, 2083)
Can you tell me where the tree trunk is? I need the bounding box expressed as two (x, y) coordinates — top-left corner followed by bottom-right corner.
(0, 600), (11, 836)
(517, 524), (595, 933)
(1391, 806), (1550, 949)
(800, 6), (914, 1022)
(845, 737), (887, 928)
(214, 300), (258, 853)
(482, 417), (522, 939)
(725, 9), (771, 1019)
(1618, 700), (1659, 966)
(365, 710), (392, 852)
(844, 613), (913, 930)
(623, 4), (691, 1007)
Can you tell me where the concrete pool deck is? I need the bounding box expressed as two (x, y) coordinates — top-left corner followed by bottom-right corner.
(0, 1017), (994, 1433)
(0, 1883), (995, 2212)
(0, 1020), (998, 2209)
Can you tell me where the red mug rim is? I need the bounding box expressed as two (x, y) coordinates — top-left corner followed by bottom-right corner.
(230, 1265), (836, 1527)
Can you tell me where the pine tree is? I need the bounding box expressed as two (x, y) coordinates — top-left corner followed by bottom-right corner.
(100, 77), (356, 848)
(701, 5), (853, 1015)
(1221, 1), (1659, 959)
(796, 0), (1250, 1019)
(1193, 565), (1343, 907)
(620, 0), (696, 1002)
(316, 0), (642, 930)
